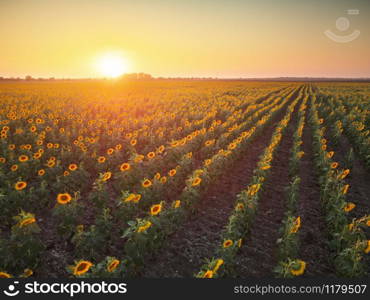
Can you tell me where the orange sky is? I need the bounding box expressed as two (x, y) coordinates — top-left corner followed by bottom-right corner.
(1, 0), (369, 78)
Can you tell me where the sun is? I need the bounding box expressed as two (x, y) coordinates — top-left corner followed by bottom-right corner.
(97, 53), (128, 78)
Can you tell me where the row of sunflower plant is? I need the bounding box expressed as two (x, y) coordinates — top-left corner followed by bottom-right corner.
(274, 89), (309, 278)
(195, 87), (303, 278)
(309, 93), (369, 277)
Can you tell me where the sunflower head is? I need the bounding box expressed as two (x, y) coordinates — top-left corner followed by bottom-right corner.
(150, 203), (163, 216)
(15, 181), (27, 191)
(191, 177), (202, 187)
(107, 258), (120, 273)
(343, 202), (355, 212)
(57, 193), (72, 204)
(202, 270), (213, 278)
(71, 260), (93, 276)
(142, 179), (152, 188)
(168, 169), (177, 177)
(102, 172), (112, 181)
(120, 162), (130, 172)
(69, 163), (78, 171)
(290, 259), (306, 276)
(223, 239), (233, 248)
(0, 272), (12, 278)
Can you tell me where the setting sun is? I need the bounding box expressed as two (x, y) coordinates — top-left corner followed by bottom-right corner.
(97, 53), (128, 78)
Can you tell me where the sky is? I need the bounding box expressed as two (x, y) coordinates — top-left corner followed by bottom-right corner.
(0, 0), (369, 78)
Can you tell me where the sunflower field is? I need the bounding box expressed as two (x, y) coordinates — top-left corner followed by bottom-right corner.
(0, 80), (369, 278)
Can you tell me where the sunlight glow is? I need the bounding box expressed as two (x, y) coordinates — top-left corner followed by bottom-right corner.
(97, 53), (128, 78)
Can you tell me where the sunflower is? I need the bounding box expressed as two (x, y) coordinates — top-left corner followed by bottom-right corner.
(130, 139), (137, 146)
(154, 172), (161, 180)
(0, 157), (5, 163)
(150, 203), (162, 216)
(202, 270), (213, 278)
(192, 177), (202, 187)
(342, 184), (350, 195)
(290, 259), (306, 276)
(228, 142), (237, 150)
(120, 163), (130, 172)
(33, 152), (42, 159)
(47, 143), (53, 149)
(124, 193), (141, 203)
(213, 259), (224, 273)
(260, 164), (271, 170)
(76, 225), (84, 233)
(38, 169), (45, 176)
(133, 194), (141, 203)
(57, 193), (72, 204)
(137, 221), (152, 233)
(107, 259), (120, 273)
(15, 181), (27, 191)
(115, 144), (122, 150)
(290, 216), (301, 233)
(364, 240), (370, 254)
(134, 154), (144, 163)
(205, 139), (215, 147)
(223, 239), (233, 248)
(321, 144), (327, 151)
(338, 169), (350, 180)
(107, 148), (114, 155)
(173, 200), (181, 208)
(19, 217), (36, 227)
(8, 144), (16, 150)
(69, 164), (78, 171)
(98, 156), (106, 163)
(0, 272), (12, 278)
(235, 203), (244, 211)
(343, 202), (355, 212)
(297, 151), (304, 158)
(327, 151), (334, 158)
(72, 260), (93, 276)
(97, 169), (111, 182)
(11, 164), (18, 172)
(123, 194), (135, 203)
(168, 169), (177, 177)
(47, 160), (56, 168)
(330, 162), (339, 169)
(21, 269), (33, 278)
(64, 171), (70, 176)
(160, 176), (167, 184)
(204, 159), (212, 166)
(147, 152), (155, 159)
(142, 179), (152, 188)
(157, 145), (165, 153)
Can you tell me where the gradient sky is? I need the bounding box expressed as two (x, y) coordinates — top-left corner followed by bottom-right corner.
(1, 0), (369, 78)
